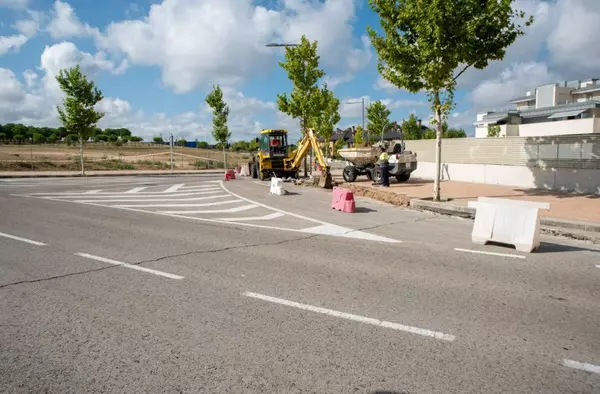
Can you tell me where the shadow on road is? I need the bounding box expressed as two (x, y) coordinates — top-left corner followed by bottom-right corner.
(355, 207), (378, 213)
(536, 241), (600, 254)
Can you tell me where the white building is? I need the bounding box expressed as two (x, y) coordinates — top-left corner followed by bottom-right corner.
(475, 78), (600, 138)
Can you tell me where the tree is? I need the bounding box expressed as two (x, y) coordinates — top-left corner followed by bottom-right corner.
(129, 136), (143, 142)
(47, 133), (57, 143)
(366, 100), (391, 141)
(153, 136), (164, 144)
(402, 114), (422, 140)
(197, 141), (209, 149)
(314, 85), (341, 157)
(368, 0), (532, 200)
(277, 35), (326, 132)
(487, 124), (501, 137)
(205, 84), (230, 168)
(56, 65), (104, 175)
(0, 133), (6, 143)
(353, 125), (365, 147)
(177, 139), (187, 147)
(445, 127), (467, 138)
(32, 133), (45, 144)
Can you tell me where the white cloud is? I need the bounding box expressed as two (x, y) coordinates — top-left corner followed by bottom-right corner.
(13, 13), (40, 37)
(547, 0), (600, 78)
(98, 0), (370, 93)
(373, 75), (397, 92)
(0, 34), (28, 56)
(0, 0), (28, 9)
(471, 62), (558, 112)
(47, 0), (99, 39)
(22, 69), (38, 88)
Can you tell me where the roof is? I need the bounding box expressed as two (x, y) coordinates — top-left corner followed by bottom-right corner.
(477, 101), (600, 124)
(382, 128), (403, 140)
(509, 95), (536, 103)
(547, 109), (588, 119)
(260, 129), (287, 134)
(571, 85), (600, 94)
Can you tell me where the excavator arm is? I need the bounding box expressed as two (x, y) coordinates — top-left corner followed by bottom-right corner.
(289, 128), (332, 188)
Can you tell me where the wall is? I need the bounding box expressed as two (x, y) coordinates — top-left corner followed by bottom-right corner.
(518, 118), (597, 137)
(411, 162), (600, 194)
(404, 135), (600, 194)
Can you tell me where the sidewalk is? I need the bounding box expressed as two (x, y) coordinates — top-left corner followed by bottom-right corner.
(331, 170), (600, 224)
(0, 169), (224, 178)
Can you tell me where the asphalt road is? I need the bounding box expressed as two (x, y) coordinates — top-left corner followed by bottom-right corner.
(1, 175), (599, 393)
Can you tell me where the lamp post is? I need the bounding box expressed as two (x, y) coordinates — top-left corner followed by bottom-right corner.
(345, 97), (365, 132)
(266, 43), (300, 47)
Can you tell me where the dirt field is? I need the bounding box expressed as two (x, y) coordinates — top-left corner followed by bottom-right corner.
(0, 144), (251, 171)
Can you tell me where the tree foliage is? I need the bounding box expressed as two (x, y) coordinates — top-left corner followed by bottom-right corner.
(277, 35), (340, 138)
(487, 124), (501, 137)
(205, 84), (230, 146)
(367, 0), (532, 199)
(353, 125), (365, 147)
(56, 65), (105, 175)
(402, 114), (423, 140)
(366, 100), (391, 141)
(314, 85), (341, 156)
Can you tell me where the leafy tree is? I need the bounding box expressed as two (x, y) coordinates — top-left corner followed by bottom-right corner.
(129, 136), (143, 142)
(368, 0), (532, 200)
(13, 134), (25, 144)
(153, 136), (164, 144)
(177, 139), (187, 147)
(0, 133), (6, 143)
(277, 36), (326, 132)
(402, 114), (422, 140)
(56, 65), (104, 175)
(108, 134), (118, 142)
(314, 85), (341, 157)
(366, 100), (391, 141)
(353, 125), (365, 147)
(197, 141), (209, 149)
(205, 84), (230, 168)
(47, 133), (57, 143)
(445, 127), (467, 138)
(32, 133), (45, 144)
(121, 136), (130, 143)
(487, 124), (501, 137)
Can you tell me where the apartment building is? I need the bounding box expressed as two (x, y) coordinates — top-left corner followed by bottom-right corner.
(474, 78), (600, 138)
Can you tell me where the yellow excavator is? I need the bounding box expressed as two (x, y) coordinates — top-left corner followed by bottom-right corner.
(250, 128), (332, 188)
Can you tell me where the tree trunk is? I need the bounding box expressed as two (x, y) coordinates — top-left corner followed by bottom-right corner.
(223, 145), (227, 170)
(433, 92), (442, 201)
(79, 135), (85, 176)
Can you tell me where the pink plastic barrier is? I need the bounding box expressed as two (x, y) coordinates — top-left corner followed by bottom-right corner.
(331, 187), (355, 213)
(224, 169), (236, 180)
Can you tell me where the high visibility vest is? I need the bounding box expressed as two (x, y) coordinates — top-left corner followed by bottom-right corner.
(379, 152), (389, 161)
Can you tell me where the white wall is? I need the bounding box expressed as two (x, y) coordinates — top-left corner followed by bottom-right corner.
(411, 161), (600, 194)
(518, 118), (598, 137)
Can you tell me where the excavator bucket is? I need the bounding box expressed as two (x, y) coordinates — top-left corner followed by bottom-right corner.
(318, 168), (333, 189)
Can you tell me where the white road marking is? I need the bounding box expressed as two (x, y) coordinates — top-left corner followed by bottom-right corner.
(562, 359), (600, 374)
(114, 200), (241, 208)
(74, 252), (184, 280)
(70, 194), (227, 203)
(163, 184), (185, 193)
(34, 190), (221, 198)
(159, 204), (258, 214)
(0, 232), (46, 246)
(83, 190), (101, 194)
(454, 248), (526, 259)
(596, 265), (600, 269)
(243, 291), (456, 341)
(301, 224), (401, 243)
(218, 212), (285, 222)
(124, 187), (148, 193)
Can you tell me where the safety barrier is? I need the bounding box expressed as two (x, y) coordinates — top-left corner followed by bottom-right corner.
(468, 197), (550, 253)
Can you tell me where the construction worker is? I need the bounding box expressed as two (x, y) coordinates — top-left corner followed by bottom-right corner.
(376, 143), (390, 187)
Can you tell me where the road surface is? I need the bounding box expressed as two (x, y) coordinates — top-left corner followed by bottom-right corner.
(1, 175), (599, 393)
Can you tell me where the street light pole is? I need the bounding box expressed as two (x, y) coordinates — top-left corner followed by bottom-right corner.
(362, 97), (365, 132)
(170, 133), (174, 173)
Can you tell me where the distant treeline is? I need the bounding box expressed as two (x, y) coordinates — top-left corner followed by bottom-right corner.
(0, 123), (143, 144)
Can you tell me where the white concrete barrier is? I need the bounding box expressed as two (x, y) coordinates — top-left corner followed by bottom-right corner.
(468, 197), (550, 253)
(239, 164), (250, 176)
(269, 177), (286, 196)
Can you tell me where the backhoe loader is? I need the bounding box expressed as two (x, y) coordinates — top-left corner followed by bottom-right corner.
(250, 128), (332, 188)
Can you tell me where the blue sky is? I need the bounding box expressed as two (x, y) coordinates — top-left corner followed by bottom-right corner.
(1, 0), (598, 142)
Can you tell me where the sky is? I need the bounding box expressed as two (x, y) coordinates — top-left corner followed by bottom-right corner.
(1, 0), (599, 143)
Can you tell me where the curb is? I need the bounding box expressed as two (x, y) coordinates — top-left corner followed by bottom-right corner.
(409, 198), (600, 243)
(0, 170), (225, 179)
